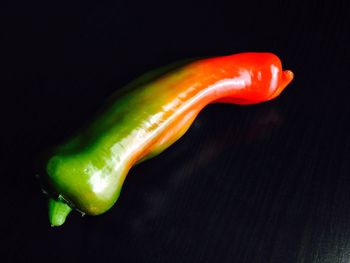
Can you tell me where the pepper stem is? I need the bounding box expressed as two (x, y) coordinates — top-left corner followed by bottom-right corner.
(48, 198), (72, 227)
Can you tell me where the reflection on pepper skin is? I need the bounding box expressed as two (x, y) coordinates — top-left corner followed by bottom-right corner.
(40, 52), (294, 226)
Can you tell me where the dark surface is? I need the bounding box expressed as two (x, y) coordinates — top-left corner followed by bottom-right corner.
(2, 0), (350, 262)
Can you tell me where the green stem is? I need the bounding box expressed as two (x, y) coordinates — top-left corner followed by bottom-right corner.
(48, 198), (72, 227)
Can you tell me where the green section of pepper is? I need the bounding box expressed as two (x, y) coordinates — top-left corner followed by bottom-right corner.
(44, 60), (197, 217)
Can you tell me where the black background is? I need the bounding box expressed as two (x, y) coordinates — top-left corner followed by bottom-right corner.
(2, 0), (350, 262)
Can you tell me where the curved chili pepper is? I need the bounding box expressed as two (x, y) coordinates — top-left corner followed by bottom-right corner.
(40, 52), (294, 226)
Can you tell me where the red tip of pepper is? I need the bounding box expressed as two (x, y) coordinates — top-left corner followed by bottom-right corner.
(268, 69), (294, 101)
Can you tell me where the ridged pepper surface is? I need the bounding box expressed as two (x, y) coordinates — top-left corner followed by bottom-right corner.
(40, 52), (294, 226)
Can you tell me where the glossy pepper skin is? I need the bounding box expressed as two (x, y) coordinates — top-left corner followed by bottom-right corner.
(40, 52), (294, 226)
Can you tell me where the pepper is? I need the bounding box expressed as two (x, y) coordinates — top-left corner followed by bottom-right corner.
(40, 52), (294, 226)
